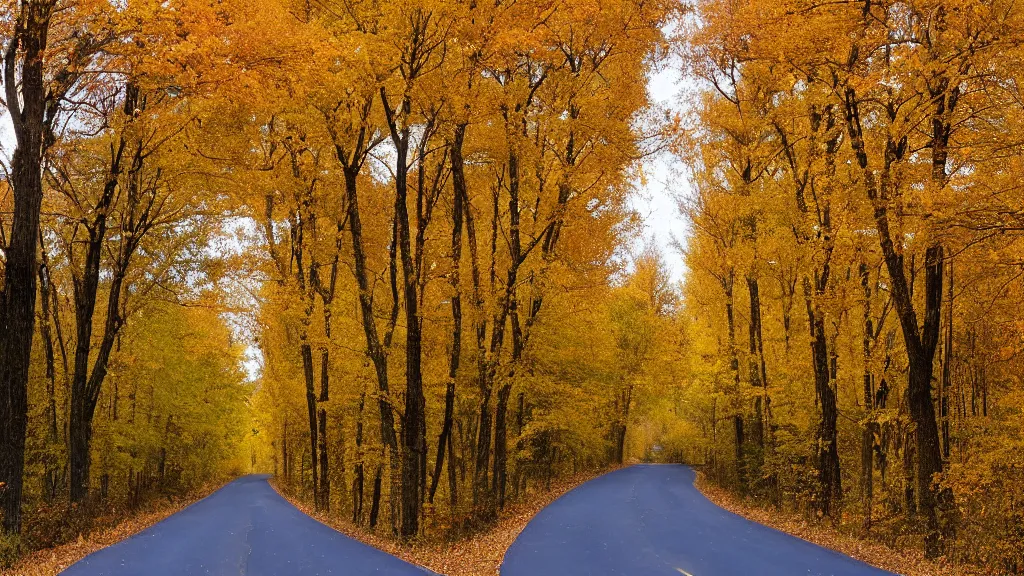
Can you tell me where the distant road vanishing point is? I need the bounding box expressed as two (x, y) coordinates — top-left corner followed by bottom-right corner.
(501, 464), (895, 576)
(60, 475), (430, 576)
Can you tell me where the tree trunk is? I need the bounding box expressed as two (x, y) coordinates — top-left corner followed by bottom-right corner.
(471, 190), (499, 508)
(733, 415), (744, 488)
(353, 391), (365, 524)
(746, 276), (766, 473)
(860, 263), (876, 529)
(38, 255), (61, 502)
(318, 407), (329, 511)
(910, 246), (946, 558)
(430, 124), (466, 505)
(847, 83), (948, 557)
(69, 90), (147, 504)
(369, 464), (382, 529)
(70, 264), (129, 503)
(903, 425), (916, 519)
(941, 258), (952, 460)
(0, 1), (52, 532)
(492, 383), (512, 509)
(613, 385), (632, 464)
(806, 275), (841, 517)
(382, 90), (426, 539)
(341, 163), (400, 501)
(301, 343), (319, 508)
(447, 423), (458, 511)
(38, 258), (59, 444)
(283, 418), (290, 482)
(723, 270), (744, 490)
(317, 308), (331, 511)
(614, 421), (627, 465)
(68, 408), (94, 504)
(489, 145), (527, 511)
(474, 392), (492, 506)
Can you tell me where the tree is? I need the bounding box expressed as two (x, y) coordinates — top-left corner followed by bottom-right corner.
(0, 0), (108, 534)
(678, 0), (1024, 565)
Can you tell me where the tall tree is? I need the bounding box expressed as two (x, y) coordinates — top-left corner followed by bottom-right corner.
(0, 0), (99, 532)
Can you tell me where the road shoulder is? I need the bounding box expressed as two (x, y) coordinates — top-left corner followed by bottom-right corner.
(694, 473), (981, 576)
(271, 467), (616, 576)
(2, 479), (231, 576)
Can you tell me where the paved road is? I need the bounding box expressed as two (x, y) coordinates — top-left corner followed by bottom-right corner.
(502, 464), (895, 576)
(61, 475), (430, 576)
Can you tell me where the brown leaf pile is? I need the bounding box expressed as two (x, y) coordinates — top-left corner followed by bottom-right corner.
(1, 481), (229, 576)
(694, 474), (991, 576)
(272, 468), (616, 576)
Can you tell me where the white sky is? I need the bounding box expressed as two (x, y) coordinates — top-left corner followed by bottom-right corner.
(632, 59), (691, 284)
(0, 111), (11, 163)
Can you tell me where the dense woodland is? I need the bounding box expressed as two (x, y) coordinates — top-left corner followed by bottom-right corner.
(232, 0), (676, 539)
(2, 0), (1024, 573)
(0, 0), (678, 562)
(677, 0), (1024, 571)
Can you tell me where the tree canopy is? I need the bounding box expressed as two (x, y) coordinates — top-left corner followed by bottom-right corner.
(3, 0), (1024, 572)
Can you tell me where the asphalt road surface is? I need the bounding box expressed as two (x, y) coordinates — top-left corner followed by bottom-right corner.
(61, 475), (430, 576)
(502, 464), (895, 576)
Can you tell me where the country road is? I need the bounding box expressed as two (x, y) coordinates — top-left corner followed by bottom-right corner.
(501, 464), (895, 576)
(60, 475), (429, 576)
(60, 467), (895, 576)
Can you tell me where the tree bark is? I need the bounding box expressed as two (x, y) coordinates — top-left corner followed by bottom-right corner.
(779, 100), (842, 517)
(447, 422), (458, 511)
(69, 84), (163, 504)
(380, 87), (426, 538)
(746, 275), (766, 453)
(283, 418), (290, 482)
(369, 464), (382, 529)
(471, 190), (499, 507)
(317, 319), (330, 510)
(805, 273), (841, 517)
(430, 124), (466, 505)
(941, 258), (952, 460)
(301, 344), (319, 506)
(845, 83), (947, 556)
(69, 232), (131, 503)
(612, 385), (632, 464)
(340, 165), (399, 474)
(38, 254), (59, 444)
(318, 406), (329, 511)
(342, 161), (403, 537)
(723, 269), (745, 490)
(860, 263), (876, 529)
(0, 0), (55, 533)
(491, 383), (512, 509)
(353, 390), (365, 524)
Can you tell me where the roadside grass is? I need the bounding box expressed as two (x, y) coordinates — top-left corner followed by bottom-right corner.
(694, 473), (991, 576)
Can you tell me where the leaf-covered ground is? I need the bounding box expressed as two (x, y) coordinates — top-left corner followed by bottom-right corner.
(272, 469), (616, 576)
(1, 481), (230, 576)
(694, 474), (991, 576)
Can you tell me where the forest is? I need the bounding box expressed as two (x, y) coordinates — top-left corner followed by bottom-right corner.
(1, 0), (1024, 574)
(678, 0), (1024, 571)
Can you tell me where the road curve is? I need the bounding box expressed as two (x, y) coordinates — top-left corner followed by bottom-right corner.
(502, 464), (894, 576)
(61, 475), (430, 576)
